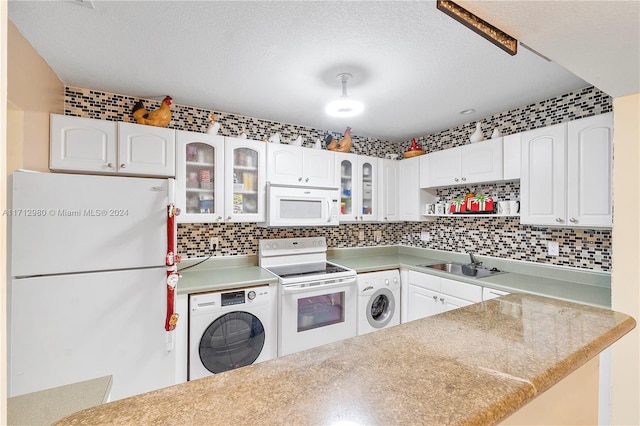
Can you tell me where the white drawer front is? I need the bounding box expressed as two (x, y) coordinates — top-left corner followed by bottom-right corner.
(408, 270), (440, 292)
(441, 278), (482, 302)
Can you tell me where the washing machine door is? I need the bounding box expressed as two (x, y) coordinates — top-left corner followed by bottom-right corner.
(367, 288), (395, 329)
(199, 311), (265, 374)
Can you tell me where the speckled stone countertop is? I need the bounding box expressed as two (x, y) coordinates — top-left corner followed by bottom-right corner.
(55, 294), (634, 425)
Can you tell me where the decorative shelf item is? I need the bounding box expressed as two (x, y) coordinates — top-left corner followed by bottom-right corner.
(423, 213), (520, 218)
(404, 138), (426, 158)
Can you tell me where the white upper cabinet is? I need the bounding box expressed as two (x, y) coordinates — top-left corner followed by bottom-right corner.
(520, 123), (566, 226)
(175, 131), (225, 223)
(399, 156), (432, 221)
(50, 114), (175, 177)
(117, 122), (175, 177)
(224, 137), (266, 222)
(423, 138), (503, 187)
(502, 133), (521, 180)
(267, 144), (336, 188)
(460, 138), (503, 183)
(50, 115), (118, 174)
(520, 113), (612, 228)
(566, 114), (613, 227)
(426, 148), (460, 187)
(378, 158), (399, 222)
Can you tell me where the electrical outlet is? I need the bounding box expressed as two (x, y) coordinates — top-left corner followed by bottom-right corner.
(420, 232), (431, 242)
(358, 231), (365, 241)
(373, 231), (382, 242)
(548, 241), (559, 256)
(210, 237), (219, 251)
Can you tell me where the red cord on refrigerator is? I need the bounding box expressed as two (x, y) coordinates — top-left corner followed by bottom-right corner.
(165, 204), (180, 331)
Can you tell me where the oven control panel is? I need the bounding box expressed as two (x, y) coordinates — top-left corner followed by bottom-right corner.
(259, 237), (326, 258)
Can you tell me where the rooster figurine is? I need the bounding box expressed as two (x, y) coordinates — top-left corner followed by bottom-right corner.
(132, 96), (172, 127)
(206, 114), (221, 135)
(326, 127), (352, 152)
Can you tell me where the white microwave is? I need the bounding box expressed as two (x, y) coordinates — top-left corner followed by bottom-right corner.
(260, 184), (340, 227)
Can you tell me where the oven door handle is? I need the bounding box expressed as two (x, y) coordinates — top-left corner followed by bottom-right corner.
(281, 277), (357, 294)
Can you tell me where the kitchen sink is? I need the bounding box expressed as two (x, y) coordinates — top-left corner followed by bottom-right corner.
(417, 262), (507, 279)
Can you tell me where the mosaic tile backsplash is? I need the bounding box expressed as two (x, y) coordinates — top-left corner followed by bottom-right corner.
(64, 85), (613, 271)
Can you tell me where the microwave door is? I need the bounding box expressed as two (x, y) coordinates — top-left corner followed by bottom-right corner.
(280, 197), (324, 221)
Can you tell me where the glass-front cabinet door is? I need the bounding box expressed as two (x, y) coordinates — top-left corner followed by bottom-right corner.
(359, 156), (378, 221)
(224, 137), (266, 222)
(175, 131), (225, 223)
(336, 153), (358, 222)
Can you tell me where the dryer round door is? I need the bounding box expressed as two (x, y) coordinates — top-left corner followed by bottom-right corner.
(199, 311), (265, 374)
(366, 288), (396, 329)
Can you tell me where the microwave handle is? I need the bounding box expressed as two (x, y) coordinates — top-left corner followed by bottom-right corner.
(326, 198), (332, 223)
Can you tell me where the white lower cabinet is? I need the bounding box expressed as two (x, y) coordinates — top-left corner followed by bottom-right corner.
(405, 271), (482, 322)
(483, 287), (510, 300)
(407, 285), (442, 320)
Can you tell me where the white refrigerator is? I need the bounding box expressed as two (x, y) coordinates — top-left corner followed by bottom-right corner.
(8, 170), (177, 401)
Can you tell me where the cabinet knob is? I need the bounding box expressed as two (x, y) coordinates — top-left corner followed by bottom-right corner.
(556, 218), (563, 223)
(107, 163), (114, 168)
(433, 295), (438, 301)
(454, 178), (459, 182)
(570, 218), (578, 223)
(461, 177), (467, 182)
(226, 216), (232, 220)
(305, 178), (309, 183)
(216, 216), (222, 221)
(120, 164), (126, 168)
(439, 297), (445, 303)
(298, 177), (303, 182)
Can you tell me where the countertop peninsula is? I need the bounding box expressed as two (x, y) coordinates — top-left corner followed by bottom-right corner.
(55, 293), (634, 425)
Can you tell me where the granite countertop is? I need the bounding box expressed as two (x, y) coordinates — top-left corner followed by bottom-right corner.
(54, 294), (634, 425)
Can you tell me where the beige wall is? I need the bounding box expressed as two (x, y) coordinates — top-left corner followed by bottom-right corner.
(7, 20), (64, 173)
(611, 93), (640, 425)
(1, 4), (8, 424)
(3, 16), (63, 424)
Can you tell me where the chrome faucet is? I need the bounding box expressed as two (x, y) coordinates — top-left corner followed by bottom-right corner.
(468, 251), (482, 266)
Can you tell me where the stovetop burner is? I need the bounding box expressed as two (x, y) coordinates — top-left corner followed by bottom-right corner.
(258, 237), (356, 284)
(265, 262), (350, 279)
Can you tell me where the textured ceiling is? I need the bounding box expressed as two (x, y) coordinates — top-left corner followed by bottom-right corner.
(8, 1), (635, 142)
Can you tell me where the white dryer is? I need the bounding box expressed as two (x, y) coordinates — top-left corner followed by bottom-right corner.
(357, 270), (401, 335)
(189, 285), (276, 380)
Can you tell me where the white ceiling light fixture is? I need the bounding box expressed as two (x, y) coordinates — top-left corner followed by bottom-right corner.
(325, 73), (364, 118)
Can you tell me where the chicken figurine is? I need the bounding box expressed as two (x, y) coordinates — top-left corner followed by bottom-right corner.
(132, 96), (172, 127)
(326, 127), (352, 152)
(206, 114), (221, 135)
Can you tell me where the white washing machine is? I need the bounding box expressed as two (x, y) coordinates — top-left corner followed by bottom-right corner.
(357, 270), (401, 336)
(188, 285), (276, 380)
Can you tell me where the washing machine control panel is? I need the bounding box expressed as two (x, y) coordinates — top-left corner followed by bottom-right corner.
(221, 290), (246, 306)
